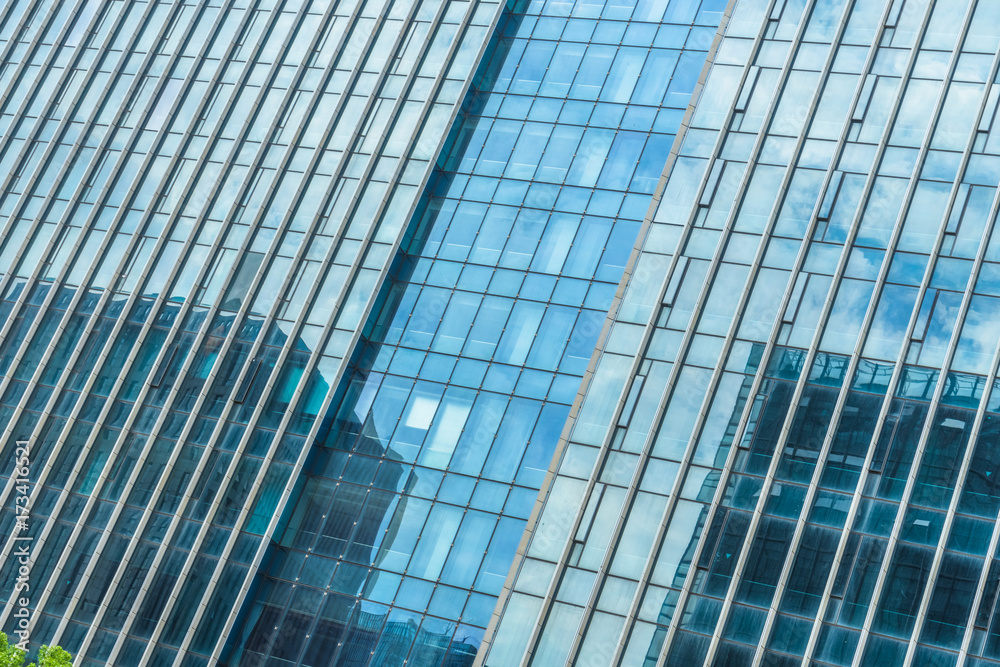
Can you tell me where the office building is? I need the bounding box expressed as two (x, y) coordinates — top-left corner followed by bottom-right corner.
(6, 0), (1000, 663)
(222, 0), (727, 660)
(0, 0), (510, 662)
(479, 0), (1000, 665)
(0, 0), (725, 666)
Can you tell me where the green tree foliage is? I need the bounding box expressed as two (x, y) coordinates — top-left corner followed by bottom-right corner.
(35, 646), (72, 667)
(0, 633), (25, 667)
(0, 635), (71, 667)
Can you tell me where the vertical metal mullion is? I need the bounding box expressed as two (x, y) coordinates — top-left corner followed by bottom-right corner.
(901, 216), (1000, 666)
(749, 11), (1000, 667)
(77, 0), (397, 656)
(211, 0), (511, 660)
(0, 5), (230, 627)
(0, 0), (178, 499)
(0, 0), (184, 460)
(57, 0), (327, 658)
(472, 2), (790, 662)
(844, 22), (990, 667)
(641, 12), (859, 667)
(0, 0), (136, 287)
(654, 0), (940, 663)
(171, 0), (493, 660)
(48, 4), (333, 640)
(593, 0), (860, 662)
(109, 2), (394, 658)
(849, 206), (985, 660)
(690, 0), (939, 662)
(0, 0), (82, 186)
(0, 2), (232, 598)
(0, 0), (131, 348)
(0, 0), (230, 630)
(603, 0), (862, 661)
(957, 405), (1000, 663)
(591, 0), (807, 654)
(5, 0), (260, 642)
(0, 0), (41, 56)
(0, 0), (62, 113)
(0, 4), (177, 621)
(0, 0), (159, 379)
(856, 24), (1000, 667)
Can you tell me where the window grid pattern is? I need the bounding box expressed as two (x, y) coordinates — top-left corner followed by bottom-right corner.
(481, 0), (1000, 665)
(0, 0), (503, 664)
(225, 0), (728, 664)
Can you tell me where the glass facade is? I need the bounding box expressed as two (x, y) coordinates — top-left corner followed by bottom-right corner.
(6, 0), (1000, 663)
(0, 0), (505, 663)
(225, 0), (726, 664)
(0, 0), (726, 665)
(481, 0), (1000, 665)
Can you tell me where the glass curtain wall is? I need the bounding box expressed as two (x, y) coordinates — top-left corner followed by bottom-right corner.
(225, 0), (728, 664)
(0, 0), (504, 664)
(481, 0), (1000, 665)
